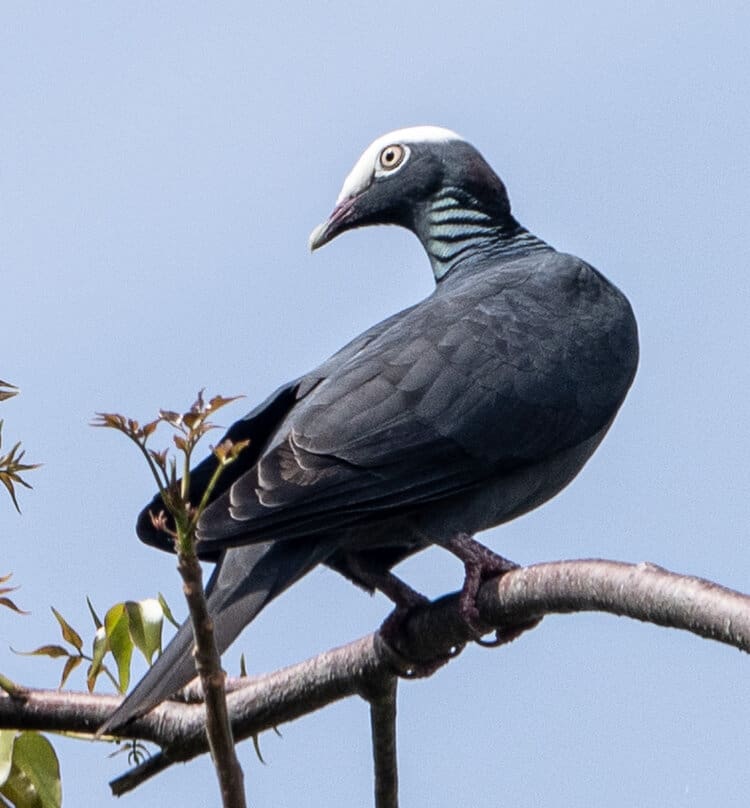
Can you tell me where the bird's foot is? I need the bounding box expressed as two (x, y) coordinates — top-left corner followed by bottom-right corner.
(355, 569), (460, 677)
(482, 617), (542, 646)
(339, 559), (455, 675)
(378, 604), (461, 679)
(444, 533), (526, 646)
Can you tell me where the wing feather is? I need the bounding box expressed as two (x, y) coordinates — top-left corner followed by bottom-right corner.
(194, 253), (637, 552)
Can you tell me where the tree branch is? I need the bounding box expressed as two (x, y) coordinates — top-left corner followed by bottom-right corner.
(365, 676), (399, 808)
(177, 551), (246, 808)
(0, 559), (747, 797)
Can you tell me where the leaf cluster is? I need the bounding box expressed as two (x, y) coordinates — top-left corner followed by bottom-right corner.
(0, 382), (39, 513)
(18, 597), (178, 694)
(0, 575), (26, 616)
(93, 391), (248, 554)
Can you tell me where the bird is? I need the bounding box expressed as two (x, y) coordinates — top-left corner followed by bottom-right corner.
(100, 125), (638, 733)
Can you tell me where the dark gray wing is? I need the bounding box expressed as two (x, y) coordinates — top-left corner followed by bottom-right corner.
(135, 302), (422, 557)
(196, 252), (638, 549)
(135, 380), (300, 559)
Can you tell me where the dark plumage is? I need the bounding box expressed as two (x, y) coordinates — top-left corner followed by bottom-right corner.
(100, 126), (638, 733)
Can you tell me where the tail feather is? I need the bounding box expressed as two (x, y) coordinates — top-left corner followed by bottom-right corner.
(99, 537), (334, 734)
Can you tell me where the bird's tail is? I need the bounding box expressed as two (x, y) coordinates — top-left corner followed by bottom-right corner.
(98, 537), (335, 734)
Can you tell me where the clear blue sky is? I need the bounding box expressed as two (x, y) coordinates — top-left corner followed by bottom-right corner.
(2, 3), (749, 806)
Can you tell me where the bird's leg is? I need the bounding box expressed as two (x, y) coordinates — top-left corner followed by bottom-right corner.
(344, 559), (436, 655)
(443, 533), (527, 647)
(341, 554), (459, 677)
(362, 569), (429, 610)
(341, 552), (430, 609)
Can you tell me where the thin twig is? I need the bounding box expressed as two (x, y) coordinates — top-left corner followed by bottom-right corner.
(109, 753), (171, 795)
(366, 677), (399, 808)
(178, 551), (246, 808)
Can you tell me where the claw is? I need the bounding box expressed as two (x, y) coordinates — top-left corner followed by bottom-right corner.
(444, 533), (521, 645)
(475, 631), (505, 647)
(378, 603), (462, 678)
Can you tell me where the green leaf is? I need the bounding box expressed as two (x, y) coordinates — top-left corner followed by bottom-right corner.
(125, 599), (163, 665)
(157, 593), (180, 629)
(104, 604), (132, 693)
(87, 627), (108, 693)
(50, 609), (82, 653)
(0, 732), (61, 808)
(0, 677), (23, 698)
(0, 732), (15, 788)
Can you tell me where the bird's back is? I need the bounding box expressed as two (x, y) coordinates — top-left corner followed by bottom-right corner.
(192, 248), (637, 552)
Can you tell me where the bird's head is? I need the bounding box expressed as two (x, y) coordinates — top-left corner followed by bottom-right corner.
(308, 126), (514, 256)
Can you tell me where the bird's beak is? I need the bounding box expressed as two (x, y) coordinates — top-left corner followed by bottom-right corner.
(308, 195), (360, 252)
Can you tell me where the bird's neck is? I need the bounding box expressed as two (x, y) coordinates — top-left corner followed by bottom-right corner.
(414, 187), (551, 280)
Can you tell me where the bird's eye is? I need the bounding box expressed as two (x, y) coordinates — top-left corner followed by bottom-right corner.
(378, 144), (406, 171)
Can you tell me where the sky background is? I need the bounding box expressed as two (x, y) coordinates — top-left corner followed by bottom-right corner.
(1, 2), (749, 806)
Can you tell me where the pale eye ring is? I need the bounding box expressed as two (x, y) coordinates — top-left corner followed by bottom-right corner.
(378, 144), (406, 171)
